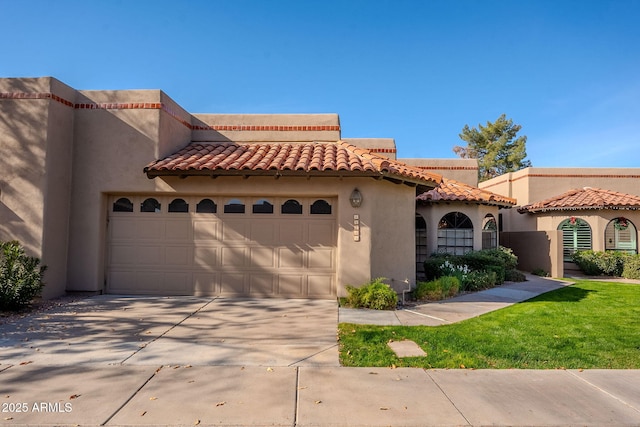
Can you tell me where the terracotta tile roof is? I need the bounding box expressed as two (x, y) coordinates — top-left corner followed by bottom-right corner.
(144, 141), (442, 187)
(416, 178), (516, 207)
(518, 187), (640, 213)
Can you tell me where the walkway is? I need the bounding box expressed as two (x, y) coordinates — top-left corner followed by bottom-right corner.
(339, 274), (573, 325)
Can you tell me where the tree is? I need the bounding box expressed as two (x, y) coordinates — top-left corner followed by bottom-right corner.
(453, 114), (532, 182)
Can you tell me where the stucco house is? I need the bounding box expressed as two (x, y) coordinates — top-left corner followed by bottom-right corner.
(4, 76), (637, 300)
(1, 76), (516, 300)
(481, 168), (640, 276)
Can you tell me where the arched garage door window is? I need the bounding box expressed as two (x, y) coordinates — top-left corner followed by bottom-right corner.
(605, 217), (637, 254)
(437, 212), (473, 255)
(559, 217), (592, 261)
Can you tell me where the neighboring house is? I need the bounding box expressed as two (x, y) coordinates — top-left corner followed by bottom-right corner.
(481, 168), (640, 276)
(4, 76), (515, 299)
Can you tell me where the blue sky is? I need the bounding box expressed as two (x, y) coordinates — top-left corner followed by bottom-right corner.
(2, 0), (639, 167)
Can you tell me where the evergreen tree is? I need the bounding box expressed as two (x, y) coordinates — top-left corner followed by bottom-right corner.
(454, 114), (532, 182)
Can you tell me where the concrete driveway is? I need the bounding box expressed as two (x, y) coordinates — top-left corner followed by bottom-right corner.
(0, 296), (339, 367)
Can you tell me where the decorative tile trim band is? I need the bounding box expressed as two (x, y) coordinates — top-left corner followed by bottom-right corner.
(368, 148), (397, 153)
(0, 92), (161, 110)
(0, 92), (74, 107)
(482, 173), (640, 190)
(76, 102), (162, 110)
(415, 166), (478, 170)
(523, 173), (640, 179)
(192, 124), (341, 131)
(2, 91), (342, 132)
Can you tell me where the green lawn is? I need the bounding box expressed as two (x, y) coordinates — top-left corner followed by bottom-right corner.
(339, 280), (640, 369)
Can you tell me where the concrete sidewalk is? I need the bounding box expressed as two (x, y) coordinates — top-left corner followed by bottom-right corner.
(339, 274), (574, 325)
(2, 364), (640, 426)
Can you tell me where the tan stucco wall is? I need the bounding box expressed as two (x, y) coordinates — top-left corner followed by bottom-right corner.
(401, 158), (479, 186)
(481, 167), (640, 206)
(0, 77), (76, 298)
(481, 166), (640, 235)
(67, 90), (165, 291)
(191, 114), (341, 142)
(500, 231), (564, 277)
(367, 181), (417, 292)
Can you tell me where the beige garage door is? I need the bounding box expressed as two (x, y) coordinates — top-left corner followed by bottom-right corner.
(106, 195), (337, 298)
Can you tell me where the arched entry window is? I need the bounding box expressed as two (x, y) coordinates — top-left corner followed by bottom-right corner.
(437, 212), (473, 255)
(605, 217), (637, 254)
(415, 213), (427, 278)
(482, 214), (498, 249)
(558, 217), (592, 261)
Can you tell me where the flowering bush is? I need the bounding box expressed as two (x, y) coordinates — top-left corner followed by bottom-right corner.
(419, 247), (525, 300)
(461, 270), (497, 292)
(440, 260), (470, 281)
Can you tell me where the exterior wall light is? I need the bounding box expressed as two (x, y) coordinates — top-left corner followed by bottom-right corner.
(349, 188), (363, 208)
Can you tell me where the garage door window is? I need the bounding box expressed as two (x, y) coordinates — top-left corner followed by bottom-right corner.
(113, 197), (133, 212)
(196, 199), (217, 213)
(311, 199), (332, 215)
(253, 199), (274, 214)
(224, 199), (245, 214)
(282, 199), (303, 214)
(169, 198), (189, 213)
(141, 198), (161, 213)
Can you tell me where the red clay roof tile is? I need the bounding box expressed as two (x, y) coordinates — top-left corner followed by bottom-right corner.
(518, 187), (640, 213)
(417, 178), (516, 207)
(144, 141), (442, 187)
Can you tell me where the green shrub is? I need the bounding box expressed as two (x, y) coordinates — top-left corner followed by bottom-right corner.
(505, 269), (527, 282)
(458, 247), (518, 285)
(423, 257), (448, 280)
(0, 241), (47, 310)
(414, 276), (460, 301)
(345, 278), (398, 310)
(480, 247), (519, 270)
(461, 270), (497, 292)
(571, 251), (601, 275)
(622, 255), (640, 280)
(423, 247), (519, 291)
(484, 264), (506, 284)
(572, 250), (628, 276)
